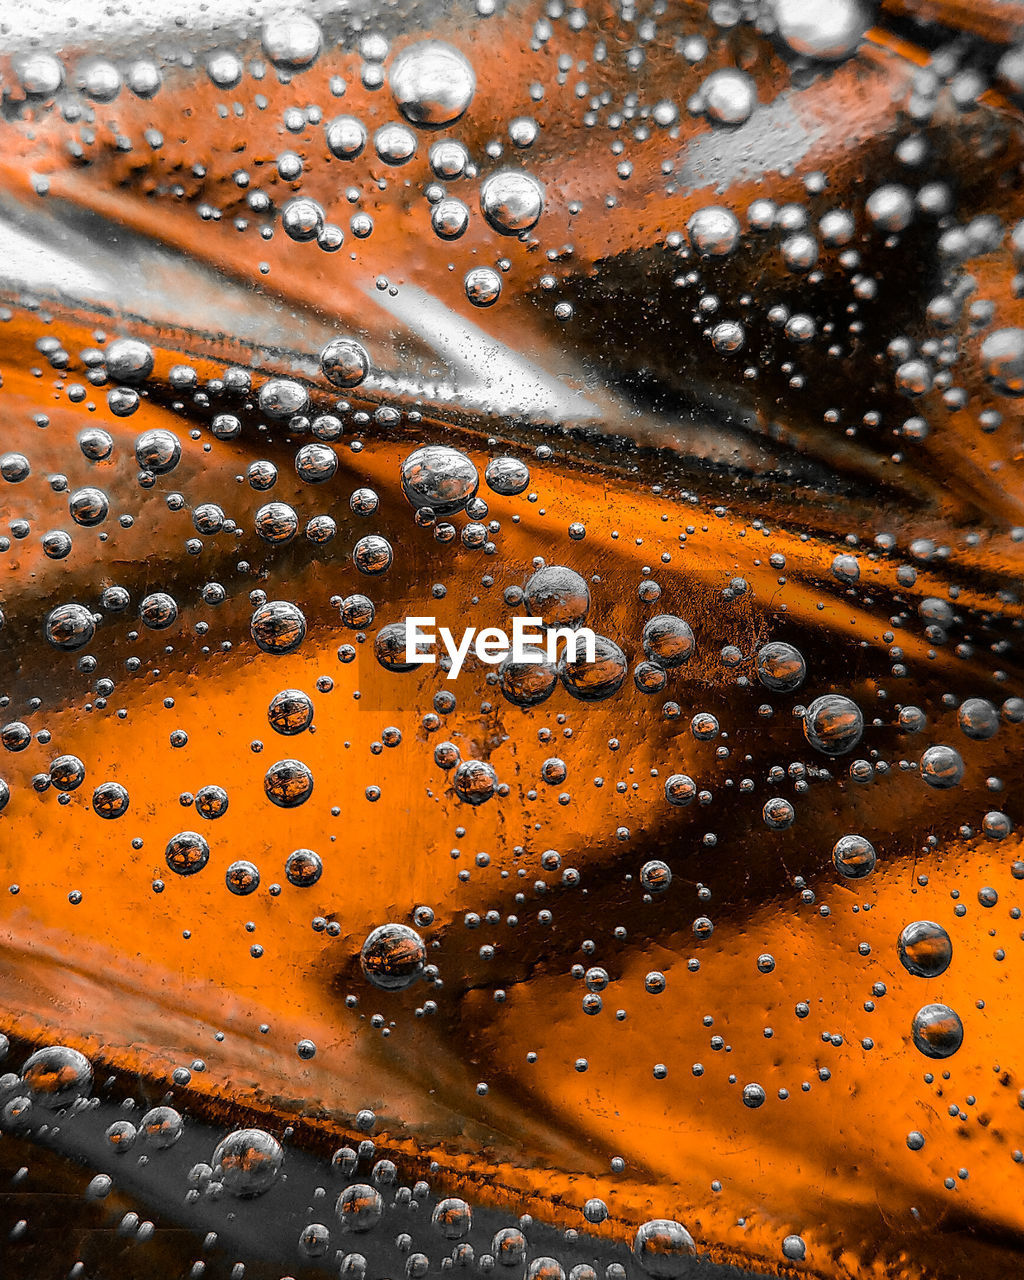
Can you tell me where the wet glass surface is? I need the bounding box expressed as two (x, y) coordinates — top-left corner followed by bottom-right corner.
(0, 2), (1023, 1278)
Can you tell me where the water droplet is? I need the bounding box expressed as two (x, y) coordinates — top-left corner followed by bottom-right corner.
(389, 41), (475, 126)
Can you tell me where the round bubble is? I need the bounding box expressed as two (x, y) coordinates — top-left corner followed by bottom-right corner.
(432, 1197), (472, 1238)
(69, 487), (108, 527)
(255, 502), (298, 544)
(401, 446), (478, 516)
(782, 1236), (806, 1262)
(353, 535), (392, 575)
(642, 615), (694, 668)
(141, 1105), (183, 1148)
(264, 758), (314, 808)
(763, 797), (795, 829)
(465, 267), (502, 307)
(665, 774), (697, 806)
(45, 603), (95, 651)
(337, 1183), (384, 1231)
(22, 1045), (92, 1107)
(375, 623), (421, 672)
(493, 1228), (527, 1265)
(431, 139), (470, 178)
(139, 592), (178, 630)
(700, 68), (756, 124)
(374, 123), (417, 164)
(286, 848), (323, 887)
(105, 338), (154, 384)
(321, 337), (370, 388)
(453, 759), (498, 805)
(803, 694), (863, 755)
(773, 0), (869, 61)
(196, 785), (229, 820)
(390, 41), (475, 126)
(340, 595), (375, 629)
(499, 647), (558, 707)
(226, 861), (261, 895)
(92, 781), (129, 819)
(898, 921), (952, 978)
(920, 744), (965, 789)
(431, 199), (470, 240)
(251, 600), (306, 654)
(166, 831), (210, 876)
(268, 689), (314, 735)
(866, 184), (914, 233)
(259, 379), (309, 420)
(560, 635), (628, 702)
(687, 206), (741, 256)
(213, 1128), (283, 1197)
(282, 197), (324, 242)
(525, 565), (590, 629)
(325, 116), (367, 159)
(261, 13), (321, 68)
(584, 1199), (609, 1224)
(0, 452), (29, 483)
(640, 860), (672, 892)
(632, 1220), (697, 1278)
(911, 1003), (963, 1059)
(300, 1223), (332, 1258)
(207, 50), (243, 89)
(981, 328), (1024, 396)
(50, 755), (85, 792)
(18, 53), (64, 97)
(485, 457), (529, 496)
(832, 834), (876, 879)
(481, 171), (545, 235)
(958, 697), (999, 740)
(78, 427), (113, 462)
(361, 923), (426, 990)
(831, 554), (860, 584)
(755, 641), (805, 691)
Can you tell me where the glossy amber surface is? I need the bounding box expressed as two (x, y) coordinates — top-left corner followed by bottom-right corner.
(0, 2), (1023, 1278)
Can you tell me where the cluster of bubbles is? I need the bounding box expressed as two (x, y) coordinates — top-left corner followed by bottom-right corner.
(3, 0), (1024, 1277)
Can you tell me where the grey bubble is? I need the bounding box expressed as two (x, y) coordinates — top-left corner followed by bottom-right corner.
(560, 635), (627, 702)
(687, 206), (740, 256)
(321, 337), (370, 389)
(261, 13), (321, 68)
(632, 1220), (696, 1277)
(326, 116), (367, 160)
(453, 759), (498, 805)
(642, 615), (694, 668)
(803, 694), (863, 756)
(920, 744), (965, 789)
(401, 446), (478, 516)
(485, 457), (530, 495)
(361, 923), (426, 990)
(832, 834), (876, 879)
(45, 603), (95, 651)
(165, 831), (210, 876)
(251, 600), (307, 655)
(499, 647), (557, 708)
(898, 920), (952, 978)
(213, 1128), (283, 1197)
(390, 41), (475, 126)
(481, 171), (544, 235)
(22, 1045), (92, 1107)
(755, 641), (805, 691)
(525, 565), (590, 630)
(259, 379), (309, 420)
(911, 1003), (963, 1059)
(105, 338), (154, 384)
